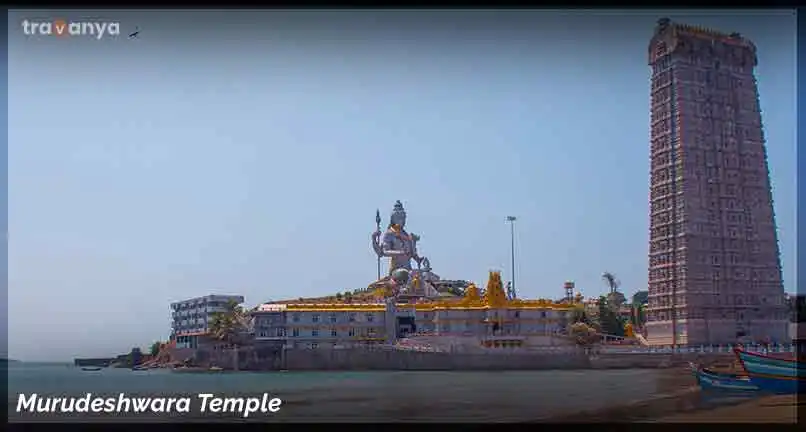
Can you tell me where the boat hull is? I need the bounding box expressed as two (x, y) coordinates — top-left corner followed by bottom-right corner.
(734, 349), (805, 394)
(693, 366), (758, 392)
(740, 374), (800, 394)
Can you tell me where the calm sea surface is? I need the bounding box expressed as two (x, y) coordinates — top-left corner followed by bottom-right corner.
(8, 362), (699, 422)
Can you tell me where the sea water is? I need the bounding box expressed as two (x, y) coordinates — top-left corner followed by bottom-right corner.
(8, 362), (694, 422)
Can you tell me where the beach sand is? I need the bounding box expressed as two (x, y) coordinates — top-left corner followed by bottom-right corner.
(655, 394), (799, 423)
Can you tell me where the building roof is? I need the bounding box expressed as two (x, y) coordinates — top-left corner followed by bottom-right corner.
(255, 303), (287, 312)
(170, 294), (245, 306)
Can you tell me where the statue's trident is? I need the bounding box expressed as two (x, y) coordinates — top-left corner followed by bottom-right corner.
(375, 209), (382, 280)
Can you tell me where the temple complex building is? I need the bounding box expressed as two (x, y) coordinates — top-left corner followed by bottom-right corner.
(253, 271), (574, 351)
(173, 201), (582, 357)
(646, 19), (788, 346)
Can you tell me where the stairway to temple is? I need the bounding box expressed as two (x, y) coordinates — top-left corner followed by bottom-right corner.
(635, 333), (650, 346)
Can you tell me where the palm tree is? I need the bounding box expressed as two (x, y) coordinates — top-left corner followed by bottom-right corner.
(149, 341), (162, 357)
(208, 299), (250, 371)
(601, 272), (620, 294)
(602, 272), (626, 310)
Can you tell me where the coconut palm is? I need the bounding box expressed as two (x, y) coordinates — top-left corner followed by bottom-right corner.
(598, 295), (627, 336)
(208, 299), (250, 371)
(602, 272), (626, 310)
(601, 272), (620, 294)
(149, 341), (162, 357)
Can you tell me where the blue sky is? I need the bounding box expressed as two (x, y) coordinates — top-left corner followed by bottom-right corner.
(7, 10), (796, 361)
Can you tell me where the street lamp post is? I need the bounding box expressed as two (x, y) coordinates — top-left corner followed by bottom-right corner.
(506, 216), (517, 299)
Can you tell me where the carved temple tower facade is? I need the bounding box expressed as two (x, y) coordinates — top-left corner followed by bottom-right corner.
(646, 19), (788, 346)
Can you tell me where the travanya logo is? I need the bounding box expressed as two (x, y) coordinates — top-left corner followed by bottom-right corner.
(22, 19), (121, 40)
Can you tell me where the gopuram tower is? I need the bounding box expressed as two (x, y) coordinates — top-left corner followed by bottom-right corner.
(645, 19), (788, 346)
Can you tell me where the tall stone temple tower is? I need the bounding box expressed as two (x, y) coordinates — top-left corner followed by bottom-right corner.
(645, 18), (788, 346)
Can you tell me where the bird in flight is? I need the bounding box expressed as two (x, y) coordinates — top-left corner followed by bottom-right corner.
(129, 28), (140, 38)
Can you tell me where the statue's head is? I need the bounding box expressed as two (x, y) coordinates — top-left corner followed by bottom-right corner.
(390, 200), (406, 228)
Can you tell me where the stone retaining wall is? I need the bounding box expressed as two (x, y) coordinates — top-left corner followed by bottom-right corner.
(282, 348), (591, 371)
(590, 352), (735, 369)
(179, 345), (738, 371)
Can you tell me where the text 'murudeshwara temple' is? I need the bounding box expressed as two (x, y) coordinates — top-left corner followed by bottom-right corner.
(646, 19), (788, 346)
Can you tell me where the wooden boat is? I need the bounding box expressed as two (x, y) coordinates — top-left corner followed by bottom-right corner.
(733, 348), (806, 394)
(209, 366), (224, 372)
(81, 367), (102, 371)
(689, 362), (758, 392)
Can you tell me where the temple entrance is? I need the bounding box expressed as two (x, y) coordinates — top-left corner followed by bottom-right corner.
(481, 337), (525, 349)
(397, 316), (416, 337)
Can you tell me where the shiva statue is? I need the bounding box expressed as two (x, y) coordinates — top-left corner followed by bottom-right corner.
(370, 200), (439, 298)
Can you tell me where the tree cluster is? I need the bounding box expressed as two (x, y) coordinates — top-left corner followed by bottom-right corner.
(597, 296), (626, 337)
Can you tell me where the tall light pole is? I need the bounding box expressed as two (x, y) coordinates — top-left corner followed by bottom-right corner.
(506, 216), (517, 299)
